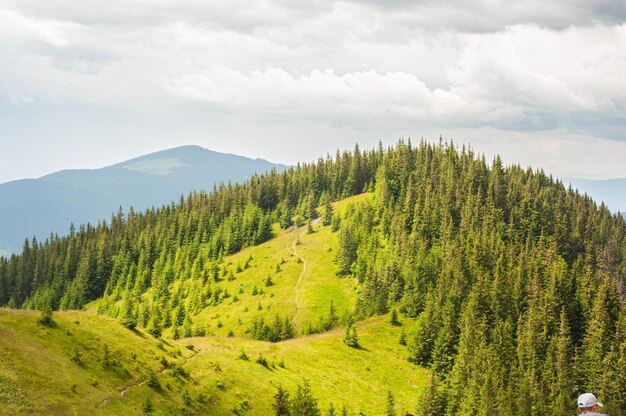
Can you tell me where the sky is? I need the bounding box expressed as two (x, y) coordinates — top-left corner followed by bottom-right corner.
(1, 0), (625, 184)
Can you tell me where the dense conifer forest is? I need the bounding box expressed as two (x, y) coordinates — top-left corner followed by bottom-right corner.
(1, 140), (625, 415)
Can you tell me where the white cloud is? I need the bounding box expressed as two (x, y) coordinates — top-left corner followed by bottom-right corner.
(163, 67), (466, 125)
(159, 23), (626, 133)
(0, 0), (625, 182)
(446, 127), (626, 179)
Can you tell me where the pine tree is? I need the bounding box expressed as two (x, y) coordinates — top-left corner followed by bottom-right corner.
(273, 385), (291, 415)
(546, 309), (575, 416)
(282, 317), (297, 340)
(580, 283), (613, 392)
(389, 308), (400, 326)
(418, 373), (446, 416)
(141, 394), (153, 414)
(335, 226), (357, 276)
(343, 322), (359, 348)
(323, 197), (334, 227)
(386, 390), (396, 416)
(398, 328), (406, 346)
(38, 306), (54, 326)
(290, 379), (320, 416)
(120, 293), (137, 329)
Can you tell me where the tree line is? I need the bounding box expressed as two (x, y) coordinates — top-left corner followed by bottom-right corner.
(0, 143), (381, 337)
(333, 141), (626, 415)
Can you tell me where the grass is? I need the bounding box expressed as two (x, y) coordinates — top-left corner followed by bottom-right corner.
(0, 309), (427, 415)
(185, 193), (373, 338)
(0, 309), (193, 415)
(180, 314), (428, 415)
(0, 193), (430, 415)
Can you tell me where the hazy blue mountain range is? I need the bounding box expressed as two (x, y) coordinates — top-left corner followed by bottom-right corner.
(566, 177), (626, 215)
(0, 145), (287, 254)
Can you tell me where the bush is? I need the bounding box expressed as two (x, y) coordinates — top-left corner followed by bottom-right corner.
(171, 363), (189, 378)
(146, 369), (161, 390)
(343, 323), (359, 348)
(100, 344), (112, 368)
(142, 395), (153, 414)
(255, 354), (269, 368)
(71, 349), (82, 365)
(38, 307), (54, 326)
(182, 389), (192, 406)
(389, 309), (400, 326)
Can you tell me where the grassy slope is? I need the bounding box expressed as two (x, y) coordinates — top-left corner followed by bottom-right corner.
(0, 310), (426, 415)
(0, 309), (195, 415)
(0, 193), (430, 415)
(189, 193), (370, 337)
(184, 315), (428, 415)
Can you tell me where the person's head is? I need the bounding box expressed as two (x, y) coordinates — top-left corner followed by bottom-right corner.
(578, 392), (603, 413)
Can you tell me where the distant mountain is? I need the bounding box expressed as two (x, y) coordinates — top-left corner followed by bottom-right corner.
(0, 145), (287, 253)
(565, 177), (626, 215)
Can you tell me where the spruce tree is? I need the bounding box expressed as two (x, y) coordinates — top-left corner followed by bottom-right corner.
(418, 373), (445, 416)
(273, 385), (291, 415)
(141, 394), (153, 414)
(290, 379), (320, 416)
(398, 328), (406, 346)
(323, 197), (333, 227)
(389, 308), (400, 326)
(282, 317), (297, 340)
(386, 390), (396, 416)
(38, 306), (54, 326)
(343, 322), (359, 348)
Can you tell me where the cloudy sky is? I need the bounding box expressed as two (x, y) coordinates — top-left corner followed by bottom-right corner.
(1, 0), (625, 183)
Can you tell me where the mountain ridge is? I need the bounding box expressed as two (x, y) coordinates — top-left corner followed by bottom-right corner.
(0, 145), (288, 253)
(566, 177), (626, 214)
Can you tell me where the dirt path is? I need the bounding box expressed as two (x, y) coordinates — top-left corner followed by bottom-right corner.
(120, 348), (200, 396)
(99, 347), (200, 407)
(290, 229), (307, 326)
(289, 219), (321, 326)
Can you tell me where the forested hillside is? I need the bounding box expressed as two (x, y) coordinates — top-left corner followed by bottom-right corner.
(1, 140), (626, 415)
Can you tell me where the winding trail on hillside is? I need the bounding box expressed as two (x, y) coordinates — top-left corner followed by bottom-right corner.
(120, 348), (200, 396)
(290, 229), (307, 326)
(98, 347), (200, 408)
(290, 218), (321, 326)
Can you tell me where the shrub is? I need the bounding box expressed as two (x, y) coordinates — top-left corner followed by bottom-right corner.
(146, 369), (161, 390)
(71, 349), (82, 365)
(171, 363), (189, 378)
(38, 307), (54, 326)
(255, 354), (269, 368)
(142, 395), (153, 414)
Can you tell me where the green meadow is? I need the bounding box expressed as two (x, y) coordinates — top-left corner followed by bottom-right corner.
(0, 193), (429, 415)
